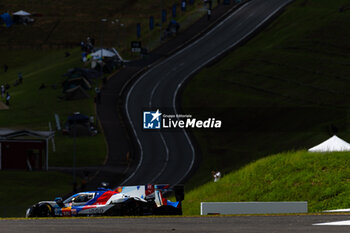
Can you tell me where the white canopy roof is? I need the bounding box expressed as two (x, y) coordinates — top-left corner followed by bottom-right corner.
(13, 10), (31, 16)
(90, 49), (116, 59)
(308, 135), (350, 152)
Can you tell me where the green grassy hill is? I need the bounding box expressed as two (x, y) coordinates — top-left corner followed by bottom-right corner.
(0, 48), (106, 166)
(183, 0), (350, 190)
(183, 150), (350, 215)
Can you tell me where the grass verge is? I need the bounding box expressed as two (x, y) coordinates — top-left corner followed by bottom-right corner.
(0, 171), (75, 218)
(183, 151), (350, 215)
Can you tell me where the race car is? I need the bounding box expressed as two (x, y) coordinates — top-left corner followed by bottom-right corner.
(25, 184), (184, 217)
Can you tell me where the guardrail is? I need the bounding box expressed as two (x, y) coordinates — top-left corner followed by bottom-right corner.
(200, 202), (308, 215)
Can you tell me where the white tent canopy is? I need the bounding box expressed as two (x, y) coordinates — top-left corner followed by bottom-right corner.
(308, 135), (350, 152)
(90, 49), (117, 59)
(13, 10), (31, 16)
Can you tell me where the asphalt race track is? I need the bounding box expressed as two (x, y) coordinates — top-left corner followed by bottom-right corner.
(2, 215), (350, 233)
(123, 0), (293, 185)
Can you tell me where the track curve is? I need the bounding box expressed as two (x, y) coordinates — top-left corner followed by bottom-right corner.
(122, 0), (293, 185)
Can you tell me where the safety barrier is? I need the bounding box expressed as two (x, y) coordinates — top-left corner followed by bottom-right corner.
(200, 202), (308, 215)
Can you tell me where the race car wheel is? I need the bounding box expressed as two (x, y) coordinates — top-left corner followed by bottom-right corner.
(105, 205), (123, 216)
(105, 200), (145, 216)
(121, 200), (143, 216)
(153, 205), (182, 215)
(38, 204), (54, 217)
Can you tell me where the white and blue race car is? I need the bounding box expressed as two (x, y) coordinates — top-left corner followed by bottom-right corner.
(26, 184), (183, 217)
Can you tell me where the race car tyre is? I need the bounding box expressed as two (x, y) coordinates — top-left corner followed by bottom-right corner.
(121, 199), (143, 216)
(38, 204), (54, 217)
(105, 204), (123, 216)
(153, 205), (182, 215)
